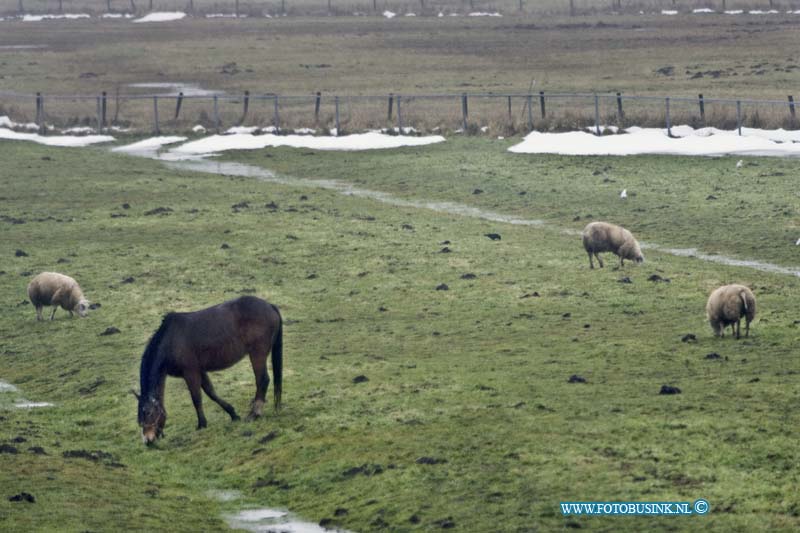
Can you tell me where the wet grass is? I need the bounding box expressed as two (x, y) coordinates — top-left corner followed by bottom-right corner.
(1, 138), (800, 532)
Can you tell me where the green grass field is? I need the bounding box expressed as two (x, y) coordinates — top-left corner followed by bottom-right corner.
(1, 137), (799, 531)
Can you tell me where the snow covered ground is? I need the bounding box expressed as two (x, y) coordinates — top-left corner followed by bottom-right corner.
(508, 126), (800, 157)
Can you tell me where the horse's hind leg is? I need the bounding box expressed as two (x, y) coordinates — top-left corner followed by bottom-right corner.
(201, 372), (239, 421)
(246, 350), (270, 421)
(183, 371), (208, 429)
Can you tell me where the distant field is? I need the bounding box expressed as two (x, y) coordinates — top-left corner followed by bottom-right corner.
(1, 138), (800, 531)
(2, 0), (800, 17)
(2, 11), (800, 132)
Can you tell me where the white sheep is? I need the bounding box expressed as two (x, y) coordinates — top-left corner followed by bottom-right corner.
(27, 272), (90, 321)
(706, 284), (756, 339)
(581, 221), (644, 269)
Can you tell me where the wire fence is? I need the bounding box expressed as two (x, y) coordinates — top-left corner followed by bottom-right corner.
(3, 0), (800, 18)
(1, 90), (798, 136)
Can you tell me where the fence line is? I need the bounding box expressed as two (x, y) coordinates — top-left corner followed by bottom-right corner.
(1, 91), (799, 136)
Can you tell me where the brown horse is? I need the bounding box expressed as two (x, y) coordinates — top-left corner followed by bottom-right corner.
(132, 296), (282, 445)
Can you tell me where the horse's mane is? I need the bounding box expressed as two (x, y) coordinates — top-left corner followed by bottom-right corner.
(139, 313), (177, 398)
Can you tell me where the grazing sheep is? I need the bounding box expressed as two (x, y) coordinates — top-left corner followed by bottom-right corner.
(706, 284), (756, 339)
(27, 272), (90, 321)
(581, 221), (644, 269)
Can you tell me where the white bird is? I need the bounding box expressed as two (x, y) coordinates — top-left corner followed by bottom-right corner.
(736, 160), (744, 168)
(796, 237), (800, 246)
(620, 189), (627, 199)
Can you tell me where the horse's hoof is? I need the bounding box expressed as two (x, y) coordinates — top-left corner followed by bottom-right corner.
(231, 415), (241, 422)
(245, 413), (261, 422)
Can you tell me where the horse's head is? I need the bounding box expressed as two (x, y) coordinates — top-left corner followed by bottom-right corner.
(132, 390), (166, 446)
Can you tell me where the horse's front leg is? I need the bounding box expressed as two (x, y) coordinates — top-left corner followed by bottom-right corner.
(184, 371), (207, 429)
(247, 351), (270, 421)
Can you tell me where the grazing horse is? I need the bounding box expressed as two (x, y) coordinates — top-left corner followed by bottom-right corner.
(132, 296), (283, 445)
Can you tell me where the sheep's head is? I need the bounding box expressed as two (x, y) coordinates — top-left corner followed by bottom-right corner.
(132, 391), (166, 446)
(620, 241), (644, 264)
(76, 299), (89, 318)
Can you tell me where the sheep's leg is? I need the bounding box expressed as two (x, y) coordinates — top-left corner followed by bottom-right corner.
(201, 372), (239, 421)
(35, 306), (43, 321)
(595, 253), (604, 268)
(49, 306), (58, 321)
(735, 320), (741, 340)
(183, 371), (207, 429)
(68, 310), (73, 318)
(745, 319), (750, 338)
(588, 252), (595, 269)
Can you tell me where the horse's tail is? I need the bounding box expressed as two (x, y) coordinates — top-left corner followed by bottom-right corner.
(270, 304), (283, 410)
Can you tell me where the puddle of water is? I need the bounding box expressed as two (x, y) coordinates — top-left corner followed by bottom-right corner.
(0, 379), (54, 409)
(14, 400), (54, 408)
(127, 82), (224, 97)
(0, 44), (47, 49)
(209, 489), (349, 532)
(0, 380), (19, 392)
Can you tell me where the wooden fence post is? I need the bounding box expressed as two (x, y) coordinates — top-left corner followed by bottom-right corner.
(240, 90), (249, 126)
(519, 0), (523, 11)
(698, 93), (705, 126)
(213, 95), (220, 133)
(235, 0), (239, 17)
(616, 92), (623, 121)
(96, 96), (102, 132)
(35, 92), (43, 133)
(397, 95), (403, 131)
(527, 94), (533, 131)
(736, 100), (742, 136)
(174, 92), (184, 120)
(334, 96), (340, 136)
(153, 96), (160, 134)
(507, 96), (512, 121)
(273, 95), (280, 132)
(314, 92), (321, 124)
(387, 93), (394, 121)
(594, 93), (601, 136)
(461, 93), (468, 131)
(788, 95), (795, 121)
(101, 91), (107, 129)
(569, 0), (575, 16)
(665, 97), (671, 137)
(538, 91), (546, 119)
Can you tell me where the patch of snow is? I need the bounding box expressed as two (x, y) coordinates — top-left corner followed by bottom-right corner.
(133, 12), (186, 23)
(205, 13), (241, 18)
(405, 13), (416, 17)
(226, 126), (260, 135)
(692, 8), (714, 14)
(508, 126), (800, 157)
(168, 132), (445, 157)
(724, 10), (743, 15)
(23, 13), (90, 21)
(585, 125), (619, 134)
(61, 126), (97, 134)
(101, 13), (134, 19)
(293, 128), (316, 135)
(661, 10), (678, 15)
(0, 128), (114, 147)
(112, 136), (187, 155)
(748, 10), (779, 15)
(192, 125), (207, 134)
(468, 12), (502, 17)
(480, 126), (489, 133)
(383, 10), (396, 19)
